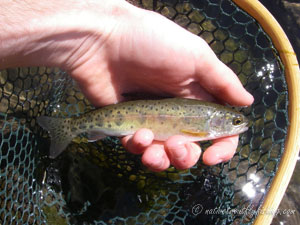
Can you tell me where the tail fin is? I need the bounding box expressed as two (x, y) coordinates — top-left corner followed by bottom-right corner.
(37, 116), (75, 158)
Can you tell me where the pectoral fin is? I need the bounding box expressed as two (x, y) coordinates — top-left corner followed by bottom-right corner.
(180, 129), (209, 137)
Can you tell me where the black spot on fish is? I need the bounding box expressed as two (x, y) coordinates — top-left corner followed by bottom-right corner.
(89, 125), (94, 129)
(115, 118), (124, 126)
(71, 127), (77, 132)
(79, 124), (87, 129)
(184, 117), (191, 124)
(138, 115), (146, 124)
(108, 124), (112, 128)
(96, 122), (103, 127)
(130, 125), (133, 129)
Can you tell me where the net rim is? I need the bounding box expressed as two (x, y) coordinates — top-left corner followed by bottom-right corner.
(232, 0), (300, 224)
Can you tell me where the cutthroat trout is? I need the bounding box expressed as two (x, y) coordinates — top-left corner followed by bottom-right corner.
(37, 98), (249, 158)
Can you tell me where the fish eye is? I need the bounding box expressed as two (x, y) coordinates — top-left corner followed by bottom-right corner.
(233, 117), (243, 125)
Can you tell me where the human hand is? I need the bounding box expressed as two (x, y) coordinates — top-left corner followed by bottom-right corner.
(0, 0), (253, 171)
(65, 1), (253, 171)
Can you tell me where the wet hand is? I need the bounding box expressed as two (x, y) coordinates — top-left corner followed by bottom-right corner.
(122, 130), (202, 172)
(122, 129), (239, 172)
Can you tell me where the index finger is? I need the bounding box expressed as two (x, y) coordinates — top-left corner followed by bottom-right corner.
(194, 40), (254, 106)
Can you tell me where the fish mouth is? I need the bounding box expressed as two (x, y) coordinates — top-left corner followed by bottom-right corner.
(246, 119), (253, 127)
(238, 116), (251, 134)
(237, 123), (249, 134)
(240, 125), (249, 133)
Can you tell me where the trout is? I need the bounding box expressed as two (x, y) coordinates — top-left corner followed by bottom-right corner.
(37, 98), (249, 158)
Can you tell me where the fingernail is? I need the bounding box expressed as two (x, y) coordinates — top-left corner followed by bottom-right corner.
(209, 155), (223, 165)
(188, 143), (201, 165)
(246, 92), (254, 104)
(190, 143), (201, 156)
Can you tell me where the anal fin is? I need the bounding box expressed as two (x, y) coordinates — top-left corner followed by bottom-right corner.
(87, 131), (106, 142)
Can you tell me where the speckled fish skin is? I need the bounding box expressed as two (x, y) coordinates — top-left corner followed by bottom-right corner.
(37, 98), (249, 158)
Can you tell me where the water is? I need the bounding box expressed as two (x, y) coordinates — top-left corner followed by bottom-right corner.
(259, 0), (300, 224)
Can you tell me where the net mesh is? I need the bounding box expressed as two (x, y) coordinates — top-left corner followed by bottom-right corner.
(0, 0), (289, 224)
